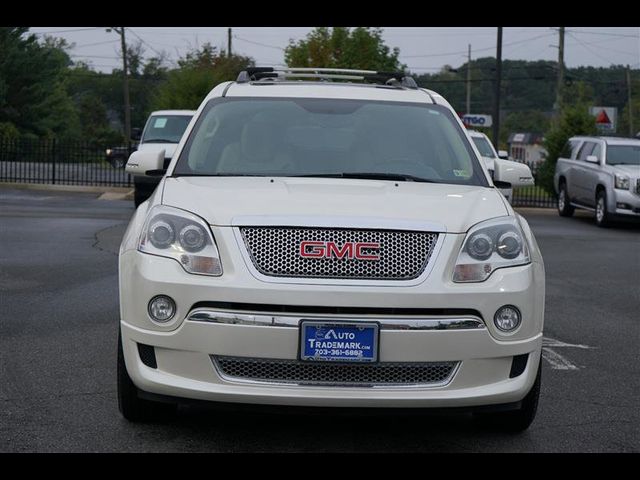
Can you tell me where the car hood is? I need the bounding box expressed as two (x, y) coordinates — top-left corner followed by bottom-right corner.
(610, 164), (640, 177)
(161, 177), (508, 234)
(138, 142), (179, 159)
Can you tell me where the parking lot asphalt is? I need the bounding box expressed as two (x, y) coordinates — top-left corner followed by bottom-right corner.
(1, 186), (638, 453)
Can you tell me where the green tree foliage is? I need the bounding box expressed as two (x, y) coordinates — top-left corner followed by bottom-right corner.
(151, 44), (253, 110)
(0, 28), (79, 138)
(537, 82), (598, 195)
(284, 27), (404, 71)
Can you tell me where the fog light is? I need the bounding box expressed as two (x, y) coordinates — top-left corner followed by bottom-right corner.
(616, 202), (631, 210)
(494, 305), (521, 332)
(148, 295), (176, 323)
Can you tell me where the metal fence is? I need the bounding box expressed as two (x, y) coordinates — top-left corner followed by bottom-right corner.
(510, 160), (557, 209)
(0, 138), (558, 208)
(0, 138), (134, 187)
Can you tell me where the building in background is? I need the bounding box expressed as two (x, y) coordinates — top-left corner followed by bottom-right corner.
(507, 132), (547, 166)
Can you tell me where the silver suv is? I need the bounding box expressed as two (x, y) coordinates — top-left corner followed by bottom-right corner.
(554, 136), (640, 227)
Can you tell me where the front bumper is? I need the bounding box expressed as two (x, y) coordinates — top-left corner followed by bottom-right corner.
(613, 188), (640, 217)
(119, 227), (545, 408)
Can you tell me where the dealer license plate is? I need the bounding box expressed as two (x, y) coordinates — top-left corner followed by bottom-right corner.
(300, 321), (379, 362)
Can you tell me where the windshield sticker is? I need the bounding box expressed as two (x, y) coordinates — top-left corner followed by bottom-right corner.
(153, 118), (167, 128)
(453, 169), (470, 177)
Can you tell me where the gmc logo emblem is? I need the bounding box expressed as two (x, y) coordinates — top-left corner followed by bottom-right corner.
(299, 241), (381, 260)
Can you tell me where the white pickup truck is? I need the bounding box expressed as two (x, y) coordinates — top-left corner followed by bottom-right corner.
(554, 136), (640, 227)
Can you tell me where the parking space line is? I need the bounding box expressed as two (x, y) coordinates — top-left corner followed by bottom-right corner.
(542, 336), (595, 370)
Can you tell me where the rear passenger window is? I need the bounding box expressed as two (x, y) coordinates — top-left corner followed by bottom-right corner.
(562, 140), (581, 159)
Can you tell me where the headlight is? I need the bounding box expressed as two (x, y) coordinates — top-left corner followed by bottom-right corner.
(453, 217), (530, 282)
(614, 174), (630, 190)
(105, 148), (112, 156)
(138, 205), (222, 276)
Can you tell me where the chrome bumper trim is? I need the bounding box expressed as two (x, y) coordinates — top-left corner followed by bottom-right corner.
(187, 308), (485, 330)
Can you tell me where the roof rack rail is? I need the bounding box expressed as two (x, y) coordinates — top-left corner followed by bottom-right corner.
(236, 67), (418, 89)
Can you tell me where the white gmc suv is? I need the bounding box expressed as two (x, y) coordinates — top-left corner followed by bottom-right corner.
(119, 68), (545, 432)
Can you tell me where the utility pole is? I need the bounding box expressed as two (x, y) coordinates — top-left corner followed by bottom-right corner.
(492, 27), (503, 150)
(107, 27), (131, 142)
(466, 44), (471, 115)
(228, 27), (232, 57)
(555, 26), (565, 112)
(627, 65), (634, 136)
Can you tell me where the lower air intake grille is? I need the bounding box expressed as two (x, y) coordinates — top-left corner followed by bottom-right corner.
(213, 356), (458, 387)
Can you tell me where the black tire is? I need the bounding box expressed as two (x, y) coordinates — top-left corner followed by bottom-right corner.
(113, 157), (125, 169)
(117, 329), (177, 422)
(473, 359), (541, 433)
(557, 182), (574, 217)
(595, 189), (612, 228)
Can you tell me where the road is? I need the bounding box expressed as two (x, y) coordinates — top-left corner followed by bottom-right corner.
(1, 186), (638, 452)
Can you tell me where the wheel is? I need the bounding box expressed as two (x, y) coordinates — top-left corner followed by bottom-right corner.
(473, 359), (541, 433)
(557, 182), (574, 217)
(117, 329), (177, 422)
(113, 157), (125, 169)
(595, 190), (612, 228)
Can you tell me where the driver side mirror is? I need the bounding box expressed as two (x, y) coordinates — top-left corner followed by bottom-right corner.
(585, 155), (599, 164)
(493, 158), (534, 188)
(497, 150), (509, 160)
(125, 149), (166, 176)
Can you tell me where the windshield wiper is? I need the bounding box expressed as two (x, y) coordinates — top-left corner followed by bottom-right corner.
(290, 172), (439, 183)
(143, 139), (179, 143)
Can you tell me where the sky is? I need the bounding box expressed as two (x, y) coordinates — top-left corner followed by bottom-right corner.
(29, 27), (640, 74)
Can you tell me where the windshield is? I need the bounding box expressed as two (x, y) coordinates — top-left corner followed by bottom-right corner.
(141, 115), (192, 144)
(471, 135), (497, 158)
(606, 145), (640, 166)
(173, 97), (488, 186)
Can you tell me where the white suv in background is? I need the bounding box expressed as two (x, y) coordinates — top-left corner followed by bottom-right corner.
(468, 130), (513, 203)
(120, 68), (544, 432)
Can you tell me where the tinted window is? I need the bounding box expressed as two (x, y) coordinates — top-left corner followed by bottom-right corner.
(591, 143), (602, 161)
(174, 98), (489, 187)
(142, 115), (192, 144)
(471, 136), (497, 158)
(577, 142), (595, 161)
(606, 145), (640, 165)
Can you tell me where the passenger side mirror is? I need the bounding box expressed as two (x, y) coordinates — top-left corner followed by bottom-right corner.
(498, 150), (509, 160)
(125, 149), (166, 176)
(585, 155), (599, 164)
(493, 158), (534, 188)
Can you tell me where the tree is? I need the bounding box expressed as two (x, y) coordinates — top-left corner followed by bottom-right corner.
(537, 82), (598, 195)
(284, 27), (404, 71)
(151, 44), (253, 110)
(0, 27), (79, 138)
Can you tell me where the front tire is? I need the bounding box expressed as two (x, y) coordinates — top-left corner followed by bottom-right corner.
(117, 329), (177, 422)
(473, 359), (541, 433)
(557, 182), (574, 217)
(595, 190), (612, 228)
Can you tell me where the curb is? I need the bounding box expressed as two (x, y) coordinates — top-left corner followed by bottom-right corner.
(0, 182), (133, 195)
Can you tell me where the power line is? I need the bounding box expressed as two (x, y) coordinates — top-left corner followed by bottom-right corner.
(233, 35), (285, 51)
(567, 32), (615, 65)
(31, 27), (104, 35)
(400, 32), (555, 59)
(566, 29), (639, 39)
(126, 28), (165, 58)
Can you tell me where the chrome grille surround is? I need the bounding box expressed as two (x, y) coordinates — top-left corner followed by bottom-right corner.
(213, 356), (459, 388)
(239, 227), (439, 280)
